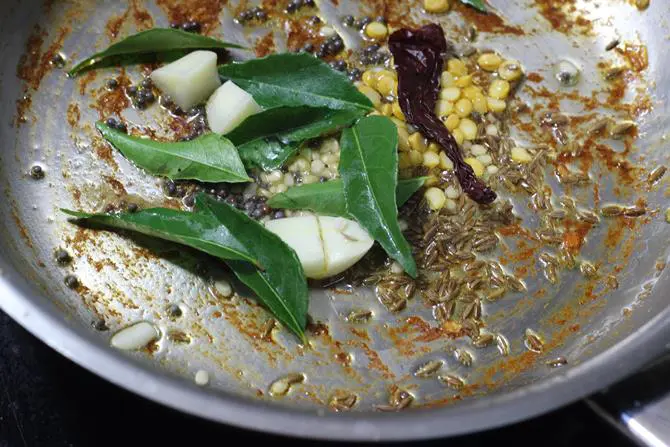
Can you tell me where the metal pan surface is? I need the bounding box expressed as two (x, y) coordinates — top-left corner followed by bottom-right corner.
(1, 0), (669, 441)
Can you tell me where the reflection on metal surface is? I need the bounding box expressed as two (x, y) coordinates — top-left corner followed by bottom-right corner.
(623, 414), (668, 447)
(588, 354), (670, 447)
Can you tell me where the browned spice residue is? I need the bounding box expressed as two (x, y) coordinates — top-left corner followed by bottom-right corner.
(106, 1), (153, 38)
(347, 339), (394, 379)
(106, 8), (130, 39)
(67, 103), (80, 127)
(11, 207), (33, 249)
(617, 43), (649, 73)
(364, 0), (417, 28)
(91, 71), (131, 119)
(453, 2), (524, 35)
(156, 0), (225, 34)
(78, 71), (98, 96)
(15, 95), (33, 126)
(533, 0), (592, 35)
(17, 25), (70, 90)
(386, 316), (464, 357)
(103, 176), (128, 196)
(307, 320), (329, 336)
(285, 17), (319, 52)
(255, 31), (276, 58)
(92, 137), (119, 170)
(15, 25), (71, 125)
(130, 0), (154, 30)
(17, 26), (46, 86)
(593, 142), (637, 185)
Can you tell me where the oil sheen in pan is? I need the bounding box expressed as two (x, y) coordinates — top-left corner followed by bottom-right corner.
(2, 0), (669, 431)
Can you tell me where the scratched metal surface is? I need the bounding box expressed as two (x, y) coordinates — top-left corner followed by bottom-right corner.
(0, 0), (670, 438)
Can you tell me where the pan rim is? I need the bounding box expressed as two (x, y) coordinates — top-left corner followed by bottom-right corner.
(1, 260), (669, 441)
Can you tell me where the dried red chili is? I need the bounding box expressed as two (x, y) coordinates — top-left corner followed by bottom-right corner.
(389, 24), (497, 205)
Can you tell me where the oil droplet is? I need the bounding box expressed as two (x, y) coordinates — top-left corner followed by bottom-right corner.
(554, 60), (580, 87)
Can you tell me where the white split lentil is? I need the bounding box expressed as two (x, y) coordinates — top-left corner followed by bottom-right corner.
(409, 132), (428, 152)
(436, 100), (454, 117)
(423, 151), (440, 168)
(441, 71), (456, 87)
(398, 127), (411, 151)
(195, 370), (210, 386)
(447, 59), (468, 77)
(487, 97), (507, 112)
(498, 60), (523, 81)
(444, 185), (460, 199)
(357, 84), (382, 107)
(445, 114), (460, 131)
(478, 154), (493, 165)
(471, 144), (487, 156)
(425, 187), (447, 210)
(489, 79), (511, 99)
(459, 118), (478, 140)
(390, 262), (404, 274)
(365, 22), (388, 40)
(452, 128), (465, 145)
(267, 170), (282, 182)
(439, 151), (454, 170)
(392, 101), (405, 120)
(455, 74), (472, 88)
(472, 94), (488, 114)
(477, 53), (502, 72)
(455, 98), (473, 117)
(303, 174), (320, 184)
(441, 87), (461, 102)
(311, 160), (325, 175)
(409, 150), (423, 165)
(424, 0), (450, 13)
(377, 74), (396, 97)
(464, 157), (485, 177)
(214, 279), (233, 297)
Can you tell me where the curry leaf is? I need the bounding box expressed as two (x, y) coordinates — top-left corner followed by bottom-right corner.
(61, 208), (260, 267)
(62, 194), (309, 339)
(226, 106), (364, 170)
(69, 28), (245, 76)
(339, 116), (418, 277)
(267, 177), (427, 217)
(460, 0), (487, 12)
(237, 139), (301, 172)
(96, 122), (250, 183)
(218, 53), (373, 112)
(194, 194), (308, 339)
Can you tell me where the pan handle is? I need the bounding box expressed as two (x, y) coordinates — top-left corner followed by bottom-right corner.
(586, 353), (670, 447)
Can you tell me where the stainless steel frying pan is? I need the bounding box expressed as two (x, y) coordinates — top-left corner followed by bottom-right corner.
(1, 0), (669, 441)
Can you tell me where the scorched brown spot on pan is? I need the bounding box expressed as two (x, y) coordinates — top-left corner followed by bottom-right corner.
(156, 0), (226, 35)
